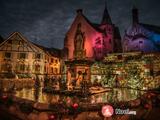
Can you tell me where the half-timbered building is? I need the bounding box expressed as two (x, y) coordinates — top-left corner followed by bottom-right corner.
(0, 32), (61, 80)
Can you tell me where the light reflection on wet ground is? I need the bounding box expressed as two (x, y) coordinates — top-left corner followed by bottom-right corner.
(15, 88), (145, 104)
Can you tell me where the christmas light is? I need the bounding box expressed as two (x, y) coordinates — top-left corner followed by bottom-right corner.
(2, 95), (8, 100)
(144, 104), (150, 109)
(72, 103), (79, 109)
(49, 114), (56, 120)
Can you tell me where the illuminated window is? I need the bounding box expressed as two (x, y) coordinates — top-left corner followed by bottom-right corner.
(54, 68), (58, 74)
(35, 53), (41, 59)
(1, 63), (11, 71)
(19, 53), (27, 59)
(35, 64), (40, 72)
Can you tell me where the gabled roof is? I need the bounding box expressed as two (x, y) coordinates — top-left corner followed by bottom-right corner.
(0, 32), (43, 53)
(140, 23), (160, 34)
(47, 48), (62, 57)
(81, 13), (103, 33)
(34, 43), (62, 58)
(67, 9), (104, 34)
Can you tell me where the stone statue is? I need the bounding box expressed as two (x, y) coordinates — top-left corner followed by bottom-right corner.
(74, 23), (85, 50)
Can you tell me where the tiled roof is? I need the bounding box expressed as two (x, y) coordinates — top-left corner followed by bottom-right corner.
(33, 43), (62, 57)
(140, 23), (160, 34)
(80, 13), (103, 33)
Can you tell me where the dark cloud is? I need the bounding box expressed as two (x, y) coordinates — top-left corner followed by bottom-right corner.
(0, 0), (160, 49)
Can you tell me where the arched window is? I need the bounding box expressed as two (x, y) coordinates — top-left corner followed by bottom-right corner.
(54, 68), (58, 74)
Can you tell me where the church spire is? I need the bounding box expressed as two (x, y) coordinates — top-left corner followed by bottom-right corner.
(101, 0), (112, 25)
(132, 0), (139, 25)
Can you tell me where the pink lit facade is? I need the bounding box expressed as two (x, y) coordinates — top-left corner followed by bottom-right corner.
(63, 8), (122, 85)
(64, 9), (122, 61)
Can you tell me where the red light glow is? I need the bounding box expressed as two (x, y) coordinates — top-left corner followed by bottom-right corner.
(49, 114), (56, 120)
(72, 103), (79, 109)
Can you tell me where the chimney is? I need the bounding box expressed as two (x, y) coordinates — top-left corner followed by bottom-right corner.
(76, 9), (83, 14)
(132, 7), (139, 24)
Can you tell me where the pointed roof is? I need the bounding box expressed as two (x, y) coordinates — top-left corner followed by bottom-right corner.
(133, 0), (138, 8)
(132, 0), (139, 25)
(33, 43), (62, 57)
(0, 32), (43, 52)
(67, 9), (103, 35)
(101, 0), (112, 25)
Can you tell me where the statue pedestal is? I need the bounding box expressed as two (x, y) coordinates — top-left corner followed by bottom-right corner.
(65, 59), (94, 88)
(73, 49), (86, 59)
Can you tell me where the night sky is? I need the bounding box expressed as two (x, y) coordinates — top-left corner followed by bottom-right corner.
(0, 0), (160, 49)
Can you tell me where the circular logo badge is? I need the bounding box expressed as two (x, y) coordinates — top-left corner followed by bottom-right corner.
(101, 105), (114, 117)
